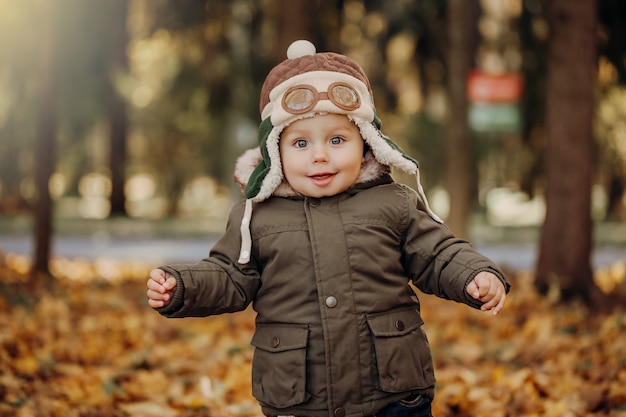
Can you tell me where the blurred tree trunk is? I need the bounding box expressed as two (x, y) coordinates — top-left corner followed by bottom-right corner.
(108, 0), (129, 216)
(606, 175), (624, 219)
(275, 0), (315, 62)
(519, 2), (547, 199)
(536, 0), (599, 303)
(444, 0), (474, 238)
(32, 1), (58, 280)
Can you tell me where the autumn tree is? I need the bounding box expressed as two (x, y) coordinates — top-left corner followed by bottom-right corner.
(107, 0), (130, 216)
(536, 0), (598, 303)
(444, 0), (475, 238)
(598, 0), (626, 219)
(32, 1), (58, 279)
(275, 0), (316, 61)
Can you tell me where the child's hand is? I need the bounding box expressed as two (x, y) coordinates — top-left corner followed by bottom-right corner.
(147, 269), (177, 309)
(466, 271), (506, 315)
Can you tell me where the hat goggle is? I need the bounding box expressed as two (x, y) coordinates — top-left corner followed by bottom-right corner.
(282, 82), (361, 115)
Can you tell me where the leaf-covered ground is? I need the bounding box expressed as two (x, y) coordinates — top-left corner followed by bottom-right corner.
(1, 258), (625, 417)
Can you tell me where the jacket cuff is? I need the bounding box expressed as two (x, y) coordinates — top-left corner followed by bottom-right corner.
(463, 266), (510, 309)
(154, 266), (185, 316)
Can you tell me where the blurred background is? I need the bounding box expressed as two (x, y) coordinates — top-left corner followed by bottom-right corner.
(1, 1), (626, 416)
(1, 0), (625, 292)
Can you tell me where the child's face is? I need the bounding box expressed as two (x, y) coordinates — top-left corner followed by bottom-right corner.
(279, 113), (364, 198)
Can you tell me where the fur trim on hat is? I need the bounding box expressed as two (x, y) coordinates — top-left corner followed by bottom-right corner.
(234, 144), (390, 199)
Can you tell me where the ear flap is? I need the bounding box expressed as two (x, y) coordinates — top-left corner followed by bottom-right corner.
(372, 113), (419, 168)
(245, 118), (275, 199)
(354, 114), (444, 224)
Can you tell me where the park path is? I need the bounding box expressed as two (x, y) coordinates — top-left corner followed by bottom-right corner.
(1, 233), (624, 271)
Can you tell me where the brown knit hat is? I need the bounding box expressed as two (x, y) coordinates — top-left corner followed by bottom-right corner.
(259, 40), (375, 122)
(245, 40), (427, 203)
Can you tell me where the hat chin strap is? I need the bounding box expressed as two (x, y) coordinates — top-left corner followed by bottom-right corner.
(238, 199), (254, 264)
(415, 169), (443, 224)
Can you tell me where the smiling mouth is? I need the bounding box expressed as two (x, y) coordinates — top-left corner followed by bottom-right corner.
(310, 173), (334, 179)
(309, 173), (336, 185)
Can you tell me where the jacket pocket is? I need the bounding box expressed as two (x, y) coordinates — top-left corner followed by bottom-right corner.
(366, 308), (436, 392)
(250, 323), (310, 408)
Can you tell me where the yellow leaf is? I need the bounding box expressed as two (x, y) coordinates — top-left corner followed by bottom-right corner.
(118, 402), (179, 417)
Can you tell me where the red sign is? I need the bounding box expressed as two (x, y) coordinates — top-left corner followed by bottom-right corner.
(467, 70), (524, 103)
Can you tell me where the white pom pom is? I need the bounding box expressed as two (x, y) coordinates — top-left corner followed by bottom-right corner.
(286, 40), (316, 59)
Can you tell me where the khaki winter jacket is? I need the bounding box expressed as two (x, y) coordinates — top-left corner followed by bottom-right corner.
(157, 155), (509, 417)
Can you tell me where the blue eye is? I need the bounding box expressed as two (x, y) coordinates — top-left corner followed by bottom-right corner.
(295, 139), (308, 148)
(330, 136), (343, 145)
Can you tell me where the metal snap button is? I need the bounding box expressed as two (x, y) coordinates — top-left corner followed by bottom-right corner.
(334, 407), (345, 417)
(325, 296), (338, 308)
(395, 320), (405, 331)
(309, 198), (321, 207)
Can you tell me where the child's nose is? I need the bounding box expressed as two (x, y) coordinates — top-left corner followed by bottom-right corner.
(312, 145), (329, 163)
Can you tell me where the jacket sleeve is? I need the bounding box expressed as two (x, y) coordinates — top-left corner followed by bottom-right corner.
(155, 201), (261, 318)
(402, 188), (510, 309)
